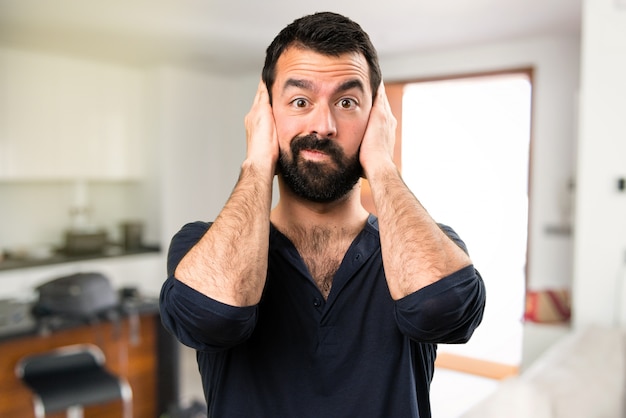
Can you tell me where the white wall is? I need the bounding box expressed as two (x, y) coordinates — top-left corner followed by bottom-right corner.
(572, 0), (626, 328)
(149, 67), (258, 249)
(0, 48), (159, 251)
(381, 34), (581, 292)
(0, 181), (155, 249)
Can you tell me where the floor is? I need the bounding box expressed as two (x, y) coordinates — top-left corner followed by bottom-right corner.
(430, 368), (500, 417)
(427, 320), (522, 417)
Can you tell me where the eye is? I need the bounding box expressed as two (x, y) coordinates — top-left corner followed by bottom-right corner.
(338, 98), (357, 109)
(291, 98), (308, 108)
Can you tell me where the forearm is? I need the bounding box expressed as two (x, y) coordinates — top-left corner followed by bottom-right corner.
(174, 160), (273, 307)
(368, 163), (472, 299)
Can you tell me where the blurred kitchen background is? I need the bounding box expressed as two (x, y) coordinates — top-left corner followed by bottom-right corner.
(1, 0), (625, 417)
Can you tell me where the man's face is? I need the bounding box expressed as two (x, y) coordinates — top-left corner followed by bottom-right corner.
(271, 47), (373, 203)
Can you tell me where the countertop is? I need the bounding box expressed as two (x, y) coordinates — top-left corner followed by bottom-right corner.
(0, 245), (161, 271)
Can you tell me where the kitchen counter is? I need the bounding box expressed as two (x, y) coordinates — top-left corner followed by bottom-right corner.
(0, 245), (160, 272)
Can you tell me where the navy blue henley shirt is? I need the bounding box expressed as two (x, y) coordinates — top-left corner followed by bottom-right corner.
(160, 215), (486, 418)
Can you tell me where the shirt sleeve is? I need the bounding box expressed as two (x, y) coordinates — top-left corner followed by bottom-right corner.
(393, 225), (486, 344)
(394, 265), (486, 344)
(159, 221), (258, 352)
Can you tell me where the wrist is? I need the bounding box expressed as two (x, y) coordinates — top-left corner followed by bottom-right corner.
(362, 158), (397, 183)
(241, 158), (276, 180)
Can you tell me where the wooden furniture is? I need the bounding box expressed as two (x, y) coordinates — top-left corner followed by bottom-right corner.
(16, 344), (133, 418)
(0, 312), (163, 418)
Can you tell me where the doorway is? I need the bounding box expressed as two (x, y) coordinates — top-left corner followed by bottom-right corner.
(394, 71), (532, 371)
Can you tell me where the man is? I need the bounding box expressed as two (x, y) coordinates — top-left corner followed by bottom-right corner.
(160, 11), (485, 418)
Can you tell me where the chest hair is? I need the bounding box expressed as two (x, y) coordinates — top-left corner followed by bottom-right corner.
(287, 225), (355, 299)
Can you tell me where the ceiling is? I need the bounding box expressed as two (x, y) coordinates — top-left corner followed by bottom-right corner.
(0, 0), (582, 74)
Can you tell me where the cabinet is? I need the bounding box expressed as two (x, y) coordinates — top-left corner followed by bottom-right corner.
(0, 48), (145, 180)
(0, 253), (176, 417)
(0, 313), (167, 418)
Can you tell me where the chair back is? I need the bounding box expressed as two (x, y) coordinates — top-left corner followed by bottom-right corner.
(16, 344), (105, 380)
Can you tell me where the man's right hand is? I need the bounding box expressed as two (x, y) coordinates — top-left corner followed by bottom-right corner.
(244, 79), (279, 175)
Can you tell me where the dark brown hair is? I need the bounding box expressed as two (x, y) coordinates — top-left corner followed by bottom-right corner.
(262, 12), (382, 103)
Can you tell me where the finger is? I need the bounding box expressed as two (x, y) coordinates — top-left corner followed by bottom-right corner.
(378, 81), (386, 96)
(375, 82), (391, 111)
(253, 79), (269, 104)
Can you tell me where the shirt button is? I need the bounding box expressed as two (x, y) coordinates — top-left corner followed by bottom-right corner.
(313, 298), (322, 307)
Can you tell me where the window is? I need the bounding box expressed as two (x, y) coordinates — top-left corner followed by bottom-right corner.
(391, 71), (533, 373)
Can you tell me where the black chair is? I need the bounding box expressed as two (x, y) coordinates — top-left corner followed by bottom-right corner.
(15, 344), (133, 418)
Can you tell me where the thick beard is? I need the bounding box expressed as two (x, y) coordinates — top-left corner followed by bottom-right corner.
(277, 134), (362, 203)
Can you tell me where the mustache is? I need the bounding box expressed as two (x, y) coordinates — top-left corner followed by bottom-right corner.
(290, 134), (343, 157)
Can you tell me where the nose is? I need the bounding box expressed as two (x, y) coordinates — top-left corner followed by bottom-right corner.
(309, 104), (337, 138)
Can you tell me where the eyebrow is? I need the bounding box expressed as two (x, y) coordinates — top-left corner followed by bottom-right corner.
(336, 79), (365, 94)
(283, 78), (365, 95)
(284, 78), (313, 91)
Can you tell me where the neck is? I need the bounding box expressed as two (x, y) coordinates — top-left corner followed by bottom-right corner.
(270, 179), (369, 236)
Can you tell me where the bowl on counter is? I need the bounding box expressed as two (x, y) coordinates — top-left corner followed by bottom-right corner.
(64, 229), (108, 255)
